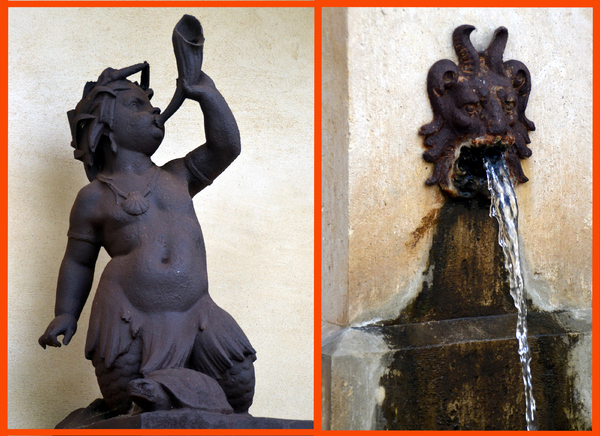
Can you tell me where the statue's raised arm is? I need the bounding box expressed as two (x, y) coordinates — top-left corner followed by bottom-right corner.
(159, 15), (241, 197)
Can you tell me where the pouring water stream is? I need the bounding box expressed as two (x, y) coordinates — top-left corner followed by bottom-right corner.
(484, 155), (538, 431)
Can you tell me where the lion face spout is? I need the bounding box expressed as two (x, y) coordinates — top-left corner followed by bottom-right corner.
(420, 25), (535, 199)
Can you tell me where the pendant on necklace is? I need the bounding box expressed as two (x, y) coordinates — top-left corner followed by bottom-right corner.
(121, 192), (150, 215)
(96, 167), (160, 216)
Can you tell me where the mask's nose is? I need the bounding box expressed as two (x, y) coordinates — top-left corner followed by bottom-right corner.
(151, 107), (161, 115)
(485, 99), (508, 137)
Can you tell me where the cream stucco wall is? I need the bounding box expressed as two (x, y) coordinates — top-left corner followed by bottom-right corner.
(322, 8), (349, 329)
(9, 7), (314, 428)
(322, 7), (592, 328)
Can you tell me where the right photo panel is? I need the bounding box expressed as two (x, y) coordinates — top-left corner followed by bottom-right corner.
(322, 7), (592, 431)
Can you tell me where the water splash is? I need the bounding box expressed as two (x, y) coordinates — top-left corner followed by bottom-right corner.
(484, 156), (538, 431)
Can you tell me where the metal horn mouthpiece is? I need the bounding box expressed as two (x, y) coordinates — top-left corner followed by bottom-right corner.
(158, 15), (205, 125)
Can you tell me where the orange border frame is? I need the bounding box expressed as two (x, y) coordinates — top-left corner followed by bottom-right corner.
(4, 2), (598, 435)
(2, 2), (7, 433)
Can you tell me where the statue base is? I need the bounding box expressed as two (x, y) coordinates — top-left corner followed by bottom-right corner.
(56, 399), (313, 429)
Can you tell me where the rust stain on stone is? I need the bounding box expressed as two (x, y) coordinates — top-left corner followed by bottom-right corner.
(406, 208), (441, 250)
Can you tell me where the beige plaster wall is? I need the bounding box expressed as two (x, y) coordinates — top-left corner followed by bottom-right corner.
(9, 7), (314, 428)
(322, 8), (349, 328)
(323, 8), (592, 326)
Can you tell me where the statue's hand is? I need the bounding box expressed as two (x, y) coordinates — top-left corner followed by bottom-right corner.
(38, 314), (77, 349)
(181, 73), (216, 102)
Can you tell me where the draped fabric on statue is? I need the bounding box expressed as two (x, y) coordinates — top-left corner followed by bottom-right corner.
(85, 288), (256, 379)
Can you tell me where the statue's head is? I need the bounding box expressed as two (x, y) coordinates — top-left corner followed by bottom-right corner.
(420, 25), (535, 199)
(67, 62), (163, 181)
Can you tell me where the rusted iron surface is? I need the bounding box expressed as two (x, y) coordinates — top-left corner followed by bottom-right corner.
(420, 25), (535, 198)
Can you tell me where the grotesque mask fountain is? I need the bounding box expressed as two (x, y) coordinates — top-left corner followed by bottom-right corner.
(420, 25), (535, 199)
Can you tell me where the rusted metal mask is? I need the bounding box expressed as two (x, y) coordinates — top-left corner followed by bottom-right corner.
(420, 25), (535, 199)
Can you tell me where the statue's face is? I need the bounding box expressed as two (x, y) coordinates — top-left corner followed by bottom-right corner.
(111, 81), (164, 156)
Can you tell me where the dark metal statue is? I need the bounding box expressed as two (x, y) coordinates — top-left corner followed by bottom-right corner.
(39, 15), (256, 417)
(420, 25), (535, 199)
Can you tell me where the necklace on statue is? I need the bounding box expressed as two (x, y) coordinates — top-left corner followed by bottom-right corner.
(96, 167), (160, 216)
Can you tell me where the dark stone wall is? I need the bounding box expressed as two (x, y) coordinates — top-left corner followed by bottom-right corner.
(369, 200), (591, 430)
(388, 200), (517, 325)
(373, 329), (589, 430)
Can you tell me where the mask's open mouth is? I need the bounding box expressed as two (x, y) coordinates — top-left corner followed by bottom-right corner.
(452, 140), (510, 199)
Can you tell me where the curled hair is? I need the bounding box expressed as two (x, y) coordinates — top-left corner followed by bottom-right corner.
(67, 62), (153, 181)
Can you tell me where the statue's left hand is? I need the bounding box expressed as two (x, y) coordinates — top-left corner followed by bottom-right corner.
(38, 314), (77, 349)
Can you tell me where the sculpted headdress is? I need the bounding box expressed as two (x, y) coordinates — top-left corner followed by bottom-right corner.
(67, 62), (153, 181)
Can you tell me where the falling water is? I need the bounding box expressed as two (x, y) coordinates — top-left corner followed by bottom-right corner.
(484, 155), (538, 431)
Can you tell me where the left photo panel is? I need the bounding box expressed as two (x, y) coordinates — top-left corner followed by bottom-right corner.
(8, 7), (314, 430)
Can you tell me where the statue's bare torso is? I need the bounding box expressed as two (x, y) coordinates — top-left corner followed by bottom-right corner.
(84, 165), (209, 313)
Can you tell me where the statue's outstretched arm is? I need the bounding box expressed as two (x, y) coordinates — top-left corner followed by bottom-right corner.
(39, 238), (100, 348)
(39, 188), (101, 349)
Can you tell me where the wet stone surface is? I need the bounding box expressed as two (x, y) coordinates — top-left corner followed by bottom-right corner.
(364, 200), (592, 430)
(387, 200), (518, 325)
(373, 330), (589, 430)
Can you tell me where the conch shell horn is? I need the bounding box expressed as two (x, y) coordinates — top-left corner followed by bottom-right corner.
(157, 15), (205, 126)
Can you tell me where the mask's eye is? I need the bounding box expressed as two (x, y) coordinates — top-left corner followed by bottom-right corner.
(503, 100), (516, 113)
(464, 103), (477, 115)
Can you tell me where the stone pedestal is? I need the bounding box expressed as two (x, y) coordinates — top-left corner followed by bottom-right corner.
(57, 401), (313, 430)
(322, 310), (591, 430)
